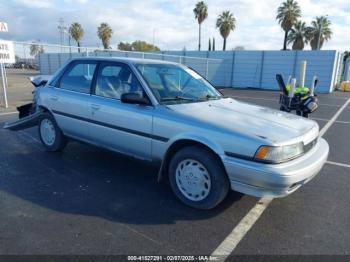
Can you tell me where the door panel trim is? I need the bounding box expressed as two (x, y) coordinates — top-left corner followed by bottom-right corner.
(52, 110), (169, 142)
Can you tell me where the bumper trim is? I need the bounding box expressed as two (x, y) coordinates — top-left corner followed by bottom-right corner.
(222, 138), (329, 198)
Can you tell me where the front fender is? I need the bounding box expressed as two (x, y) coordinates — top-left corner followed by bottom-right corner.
(156, 132), (225, 182)
(166, 132), (225, 156)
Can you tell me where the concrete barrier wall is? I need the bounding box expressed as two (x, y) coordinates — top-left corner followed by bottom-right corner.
(39, 50), (339, 93)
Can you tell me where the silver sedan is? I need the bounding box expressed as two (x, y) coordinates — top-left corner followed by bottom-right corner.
(4, 57), (329, 209)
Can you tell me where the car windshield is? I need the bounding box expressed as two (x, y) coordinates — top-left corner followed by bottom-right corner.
(135, 63), (222, 104)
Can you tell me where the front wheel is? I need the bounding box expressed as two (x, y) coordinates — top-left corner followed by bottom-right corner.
(38, 112), (67, 152)
(168, 146), (230, 209)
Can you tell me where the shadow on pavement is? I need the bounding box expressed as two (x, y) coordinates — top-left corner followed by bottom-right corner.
(0, 127), (244, 225)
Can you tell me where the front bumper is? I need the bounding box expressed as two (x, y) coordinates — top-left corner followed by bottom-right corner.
(222, 138), (329, 198)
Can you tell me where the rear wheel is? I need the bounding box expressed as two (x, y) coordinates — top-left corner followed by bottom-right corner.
(169, 146), (229, 209)
(38, 112), (67, 152)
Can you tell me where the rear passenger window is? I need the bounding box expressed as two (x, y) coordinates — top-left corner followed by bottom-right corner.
(95, 63), (144, 100)
(59, 62), (97, 93)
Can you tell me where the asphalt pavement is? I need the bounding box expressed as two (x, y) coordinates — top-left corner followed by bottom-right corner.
(0, 88), (349, 258)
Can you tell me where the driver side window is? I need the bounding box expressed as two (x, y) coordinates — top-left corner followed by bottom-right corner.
(95, 63), (144, 100)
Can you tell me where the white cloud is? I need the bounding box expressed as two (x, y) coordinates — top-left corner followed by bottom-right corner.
(16, 0), (53, 8)
(2, 0), (350, 51)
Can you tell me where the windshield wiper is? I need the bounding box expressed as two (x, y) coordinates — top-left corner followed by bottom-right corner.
(199, 94), (221, 100)
(161, 96), (197, 102)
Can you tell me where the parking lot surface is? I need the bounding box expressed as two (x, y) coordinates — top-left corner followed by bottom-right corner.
(1, 83), (350, 257)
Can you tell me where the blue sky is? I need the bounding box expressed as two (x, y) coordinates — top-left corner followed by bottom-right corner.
(0, 0), (349, 51)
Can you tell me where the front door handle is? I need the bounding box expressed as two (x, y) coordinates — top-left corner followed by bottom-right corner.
(50, 95), (58, 101)
(91, 104), (100, 111)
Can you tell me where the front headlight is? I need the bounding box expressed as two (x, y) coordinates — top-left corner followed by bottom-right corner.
(254, 142), (304, 163)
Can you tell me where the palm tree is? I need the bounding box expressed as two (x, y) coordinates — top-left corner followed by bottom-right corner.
(308, 16), (332, 50)
(30, 42), (44, 57)
(276, 0), (301, 50)
(193, 1), (208, 51)
(69, 22), (84, 53)
(97, 23), (113, 49)
(287, 21), (310, 50)
(216, 11), (236, 51)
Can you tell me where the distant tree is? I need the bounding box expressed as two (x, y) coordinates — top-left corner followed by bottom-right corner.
(118, 41), (160, 51)
(343, 51), (350, 64)
(208, 38), (211, 51)
(287, 20), (309, 50)
(118, 42), (133, 51)
(276, 0), (301, 50)
(308, 16), (332, 50)
(97, 23), (113, 49)
(131, 40), (160, 51)
(212, 37), (215, 51)
(341, 51), (350, 81)
(193, 1), (208, 51)
(69, 22), (84, 53)
(216, 11), (236, 51)
(234, 45), (245, 50)
(30, 43), (44, 57)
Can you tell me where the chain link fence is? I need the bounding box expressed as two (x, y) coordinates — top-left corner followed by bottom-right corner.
(12, 41), (221, 78)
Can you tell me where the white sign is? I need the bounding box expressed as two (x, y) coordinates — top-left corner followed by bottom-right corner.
(0, 22), (8, 32)
(0, 40), (15, 64)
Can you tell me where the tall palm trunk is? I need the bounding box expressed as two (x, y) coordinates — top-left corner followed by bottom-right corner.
(103, 40), (109, 50)
(223, 37), (226, 51)
(77, 41), (81, 53)
(198, 23), (201, 51)
(283, 30), (288, 50)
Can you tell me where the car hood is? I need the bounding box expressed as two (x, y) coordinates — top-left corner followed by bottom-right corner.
(166, 98), (318, 145)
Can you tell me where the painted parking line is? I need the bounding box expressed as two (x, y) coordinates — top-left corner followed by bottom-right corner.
(211, 198), (272, 260)
(319, 98), (350, 137)
(230, 95), (342, 107)
(326, 161), (350, 169)
(210, 97), (350, 261)
(18, 130), (41, 144)
(0, 111), (18, 116)
(311, 117), (350, 125)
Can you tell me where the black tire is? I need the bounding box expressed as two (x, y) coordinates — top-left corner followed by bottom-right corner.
(168, 146), (230, 209)
(38, 112), (67, 152)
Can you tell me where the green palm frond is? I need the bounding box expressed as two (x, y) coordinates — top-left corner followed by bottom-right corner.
(193, 1), (208, 24)
(287, 20), (310, 50)
(276, 0), (301, 31)
(309, 16), (332, 50)
(216, 11), (236, 39)
(69, 22), (84, 51)
(97, 23), (113, 49)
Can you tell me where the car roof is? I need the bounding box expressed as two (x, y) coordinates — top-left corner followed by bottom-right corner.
(70, 56), (180, 65)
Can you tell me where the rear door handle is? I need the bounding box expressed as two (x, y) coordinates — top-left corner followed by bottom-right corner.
(50, 95), (59, 101)
(91, 104), (100, 111)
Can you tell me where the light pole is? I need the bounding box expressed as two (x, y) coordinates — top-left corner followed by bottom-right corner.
(317, 15), (328, 50)
(58, 18), (67, 51)
(152, 28), (156, 51)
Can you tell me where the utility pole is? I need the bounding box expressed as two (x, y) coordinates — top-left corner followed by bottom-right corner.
(317, 15), (327, 50)
(316, 23), (322, 50)
(152, 28), (156, 50)
(58, 18), (67, 51)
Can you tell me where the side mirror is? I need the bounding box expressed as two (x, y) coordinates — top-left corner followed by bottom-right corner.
(121, 92), (151, 105)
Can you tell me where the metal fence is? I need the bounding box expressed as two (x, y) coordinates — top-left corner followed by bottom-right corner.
(161, 50), (342, 93)
(12, 41), (220, 79)
(10, 41), (344, 93)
